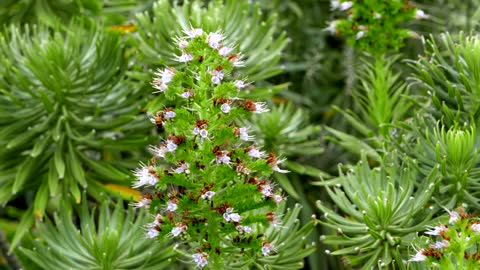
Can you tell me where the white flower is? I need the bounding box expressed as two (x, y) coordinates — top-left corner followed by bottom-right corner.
(449, 210), (459, 224)
(262, 242), (275, 256)
(409, 249), (427, 262)
(180, 91), (192, 99)
(247, 147), (266, 158)
(134, 197), (151, 209)
(193, 127), (209, 139)
(228, 54), (244, 66)
(201, 191), (216, 200)
(164, 111), (176, 119)
(355, 31), (365, 40)
(166, 139), (177, 152)
(132, 165), (158, 188)
(167, 200), (178, 212)
(184, 27), (203, 38)
(471, 223), (480, 233)
(192, 252), (209, 269)
(178, 39), (189, 49)
(238, 127), (254, 141)
(272, 194), (284, 203)
(236, 225), (252, 234)
(425, 224), (448, 236)
(210, 69), (224, 84)
(221, 103), (231, 114)
(415, 9), (429, 20)
(176, 53), (193, 62)
(170, 223), (187, 237)
(219, 46), (233, 56)
(339, 1), (353, 11)
(430, 240), (449, 249)
(374, 12), (382, 19)
(260, 183), (274, 197)
(207, 32), (224, 49)
(146, 228), (159, 238)
(174, 163), (190, 174)
(234, 80), (247, 90)
(253, 102), (269, 113)
(215, 150), (231, 164)
(223, 211), (241, 223)
(151, 78), (168, 93)
(150, 145), (167, 158)
(152, 68), (175, 93)
(325, 20), (339, 34)
(330, 0), (340, 9)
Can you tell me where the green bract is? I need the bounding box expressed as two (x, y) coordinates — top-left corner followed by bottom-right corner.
(20, 195), (175, 270)
(134, 0), (288, 87)
(0, 21), (152, 246)
(317, 153), (439, 269)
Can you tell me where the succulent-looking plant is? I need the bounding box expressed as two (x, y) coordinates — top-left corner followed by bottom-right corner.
(0, 21), (152, 247)
(396, 116), (480, 209)
(411, 33), (480, 124)
(327, 0), (427, 54)
(410, 207), (480, 269)
(20, 194), (176, 270)
(133, 0), (289, 106)
(131, 27), (314, 269)
(317, 153), (439, 269)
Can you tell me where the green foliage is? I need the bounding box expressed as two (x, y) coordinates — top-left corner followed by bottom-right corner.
(134, 0), (288, 92)
(317, 154), (439, 269)
(131, 27), (314, 269)
(329, 0), (423, 54)
(0, 21), (152, 246)
(411, 33), (480, 124)
(0, 0), (154, 26)
(395, 116), (480, 208)
(19, 195), (176, 270)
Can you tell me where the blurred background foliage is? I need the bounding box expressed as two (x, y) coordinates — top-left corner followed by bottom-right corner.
(0, 0), (479, 269)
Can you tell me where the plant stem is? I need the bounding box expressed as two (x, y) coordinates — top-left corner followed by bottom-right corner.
(0, 231), (23, 270)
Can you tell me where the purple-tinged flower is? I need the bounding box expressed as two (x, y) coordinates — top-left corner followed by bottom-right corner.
(166, 139), (177, 152)
(207, 32), (224, 49)
(325, 20), (339, 35)
(132, 165), (159, 188)
(192, 252), (209, 269)
(253, 102), (269, 114)
(415, 9), (429, 20)
(150, 145), (167, 158)
(201, 191), (216, 200)
(134, 197), (151, 209)
(210, 69), (224, 84)
(272, 194), (285, 203)
(173, 162), (190, 174)
(184, 27), (203, 38)
(167, 200), (178, 212)
(176, 53), (193, 62)
(234, 80), (248, 90)
(164, 110), (176, 119)
(430, 240), (449, 249)
(471, 223), (480, 233)
(236, 225), (252, 234)
(146, 227), (160, 238)
(219, 46), (233, 56)
(215, 150), (231, 164)
(177, 39), (189, 49)
(425, 224), (448, 236)
(246, 146), (266, 158)
(449, 210), (460, 224)
(262, 242), (275, 256)
(221, 103), (231, 114)
(171, 222), (187, 237)
(409, 249), (427, 262)
(152, 68), (175, 93)
(179, 91), (193, 99)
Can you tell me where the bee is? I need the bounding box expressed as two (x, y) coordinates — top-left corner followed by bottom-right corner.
(198, 55), (204, 63)
(153, 111), (165, 133)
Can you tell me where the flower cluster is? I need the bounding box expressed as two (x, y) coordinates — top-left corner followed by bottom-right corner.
(327, 0), (428, 53)
(132, 27), (289, 269)
(410, 207), (480, 269)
